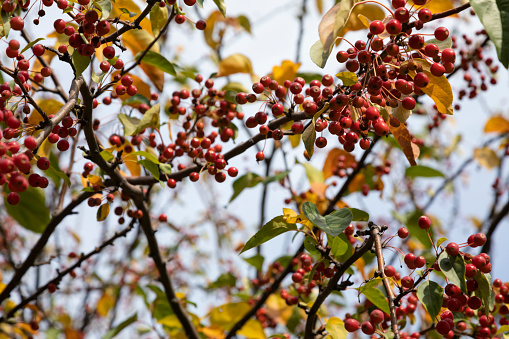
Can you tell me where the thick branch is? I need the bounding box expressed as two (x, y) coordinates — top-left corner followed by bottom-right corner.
(0, 191), (94, 304)
(80, 82), (201, 339)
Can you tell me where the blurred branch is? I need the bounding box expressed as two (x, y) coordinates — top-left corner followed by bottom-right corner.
(0, 191), (94, 305)
(0, 219), (136, 322)
(481, 198), (509, 254)
(295, 0), (308, 63)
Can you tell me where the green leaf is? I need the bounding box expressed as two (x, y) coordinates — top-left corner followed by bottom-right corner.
(326, 317), (348, 339)
(475, 271), (494, 315)
(138, 159), (160, 180)
(229, 172), (261, 202)
(243, 254), (264, 271)
(44, 165), (71, 187)
(469, 0), (509, 68)
(136, 51), (176, 75)
(310, 39), (332, 68)
(304, 237), (321, 256)
(237, 15), (251, 33)
(120, 7), (137, 17)
(19, 38), (45, 54)
(302, 202), (353, 237)
(302, 115), (317, 158)
(159, 163), (172, 175)
(213, 0), (226, 16)
(131, 151), (159, 164)
(92, 69), (107, 84)
(150, 4), (168, 35)
(4, 187), (50, 233)
(416, 280), (443, 321)
(336, 72), (358, 86)
(196, 0), (204, 8)
(260, 171), (290, 185)
(361, 286), (391, 315)
(296, 72), (323, 83)
(0, 10), (11, 38)
(102, 313), (138, 339)
(348, 208), (369, 221)
(405, 165), (445, 178)
(324, 208), (353, 236)
(100, 150), (114, 162)
(208, 272), (236, 289)
(96, 0), (113, 19)
(97, 203), (110, 221)
(123, 94), (150, 106)
(330, 235), (349, 259)
(436, 237), (448, 248)
(72, 51), (91, 77)
(240, 216), (297, 254)
(426, 37), (453, 50)
(118, 104), (160, 136)
(438, 251), (467, 293)
(302, 201), (328, 230)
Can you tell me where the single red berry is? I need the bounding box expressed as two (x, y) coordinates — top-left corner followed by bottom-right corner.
(418, 215), (431, 229)
(344, 318), (360, 332)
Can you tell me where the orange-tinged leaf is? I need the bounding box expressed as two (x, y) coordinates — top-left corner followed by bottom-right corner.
(272, 60), (301, 85)
(123, 152), (141, 177)
(140, 63), (165, 92)
(348, 172), (365, 193)
(323, 148), (356, 179)
(216, 54), (253, 77)
(390, 124), (419, 166)
(355, 257), (366, 280)
(474, 147), (500, 169)
(64, 329), (81, 339)
(97, 204), (110, 221)
(201, 325), (225, 339)
(484, 116), (509, 133)
(403, 59), (454, 115)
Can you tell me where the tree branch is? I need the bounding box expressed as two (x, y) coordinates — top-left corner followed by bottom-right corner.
(481, 198), (509, 254)
(371, 222), (399, 339)
(0, 219), (136, 322)
(304, 233), (375, 338)
(0, 191), (94, 304)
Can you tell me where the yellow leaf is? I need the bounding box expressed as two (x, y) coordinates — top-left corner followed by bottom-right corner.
(335, 72), (358, 86)
(474, 147), (500, 169)
(204, 11), (223, 50)
(337, 4), (385, 38)
(272, 60), (301, 85)
(210, 302), (250, 327)
(265, 295), (294, 324)
(97, 292), (115, 317)
(409, 0), (456, 15)
(97, 204), (110, 221)
(316, 0), (323, 13)
(319, 0), (360, 51)
(140, 63), (165, 92)
(238, 319), (266, 339)
(403, 59), (454, 115)
(37, 140), (53, 160)
(389, 99), (412, 123)
(288, 134), (301, 148)
(484, 116), (509, 133)
(323, 148), (356, 179)
(355, 257), (366, 280)
(469, 216), (483, 230)
(29, 99), (64, 126)
(217, 54), (253, 77)
(348, 172), (365, 193)
(150, 4), (168, 36)
(159, 314), (183, 328)
(326, 317), (348, 339)
(390, 123), (419, 166)
(110, 0), (152, 33)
